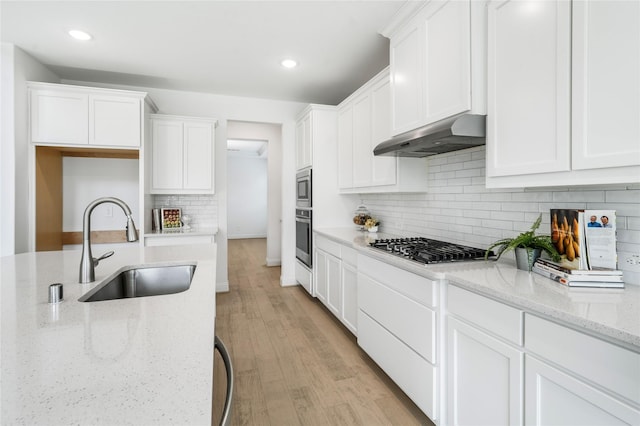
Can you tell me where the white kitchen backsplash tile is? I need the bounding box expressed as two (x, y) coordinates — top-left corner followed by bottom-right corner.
(360, 146), (640, 284)
(153, 194), (218, 229)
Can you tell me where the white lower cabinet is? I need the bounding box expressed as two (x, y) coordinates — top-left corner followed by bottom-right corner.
(525, 355), (639, 426)
(340, 253), (358, 334)
(313, 249), (329, 304)
(524, 314), (640, 425)
(444, 283), (640, 426)
(447, 317), (523, 426)
(446, 284), (523, 426)
(313, 234), (358, 335)
(357, 254), (438, 420)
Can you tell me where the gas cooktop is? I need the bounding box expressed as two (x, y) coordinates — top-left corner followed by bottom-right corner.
(369, 237), (492, 264)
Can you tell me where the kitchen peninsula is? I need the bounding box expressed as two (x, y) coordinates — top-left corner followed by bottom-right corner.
(1, 243), (217, 425)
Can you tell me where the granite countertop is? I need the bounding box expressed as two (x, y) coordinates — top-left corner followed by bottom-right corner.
(315, 228), (640, 352)
(1, 244), (217, 425)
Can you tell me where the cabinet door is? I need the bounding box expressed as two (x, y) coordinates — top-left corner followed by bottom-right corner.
(371, 75), (397, 186)
(325, 254), (341, 317)
(295, 114), (312, 170)
(525, 355), (640, 425)
(337, 105), (354, 189)
(572, 0), (640, 170)
(314, 250), (328, 304)
(89, 95), (141, 147)
(352, 93), (373, 187)
(390, 18), (423, 135)
(487, 0), (571, 177)
(423, 0), (471, 124)
(341, 262), (357, 335)
(30, 89), (88, 145)
(183, 121), (214, 192)
(151, 119), (183, 191)
(447, 316), (523, 426)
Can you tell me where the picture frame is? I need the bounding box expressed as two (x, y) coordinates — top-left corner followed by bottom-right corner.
(161, 207), (182, 229)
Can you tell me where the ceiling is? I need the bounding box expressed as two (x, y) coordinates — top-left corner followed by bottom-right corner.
(1, 1), (406, 105)
(227, 139), (268, 157)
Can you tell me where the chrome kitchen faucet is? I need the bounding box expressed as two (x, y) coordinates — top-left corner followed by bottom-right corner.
(79, 197), (139, 283)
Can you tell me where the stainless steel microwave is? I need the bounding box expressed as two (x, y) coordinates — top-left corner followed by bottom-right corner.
(296, 169), (311, 207)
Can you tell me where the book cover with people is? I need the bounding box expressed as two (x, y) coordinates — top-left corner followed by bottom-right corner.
(584, 210), (618, 270)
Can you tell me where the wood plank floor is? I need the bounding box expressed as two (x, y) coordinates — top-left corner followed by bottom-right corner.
(213, 238), (434, 426)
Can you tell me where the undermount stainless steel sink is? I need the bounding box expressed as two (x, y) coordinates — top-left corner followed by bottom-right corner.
(79, 264), (197, 302)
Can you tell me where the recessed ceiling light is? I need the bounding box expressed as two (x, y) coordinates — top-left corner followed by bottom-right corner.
(281, 59), (298, 69)
(68, 30), (92, 41)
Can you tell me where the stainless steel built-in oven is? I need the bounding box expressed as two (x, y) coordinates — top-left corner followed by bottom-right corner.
(295, 208), (312, 268)
(296, 169), (312, 208)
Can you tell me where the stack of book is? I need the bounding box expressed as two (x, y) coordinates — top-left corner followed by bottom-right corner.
(533, 258), (624, 288)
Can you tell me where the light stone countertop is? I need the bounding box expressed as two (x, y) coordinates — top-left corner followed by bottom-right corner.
(1, 243), (217, 425)
(143, 226), (219, 238)
(316, 228), (640, 352)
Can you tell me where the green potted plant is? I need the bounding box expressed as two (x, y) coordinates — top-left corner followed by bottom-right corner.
(485, 214), (561, 271)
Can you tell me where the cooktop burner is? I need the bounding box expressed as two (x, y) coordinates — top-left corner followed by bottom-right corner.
(369, 237), (492, 264)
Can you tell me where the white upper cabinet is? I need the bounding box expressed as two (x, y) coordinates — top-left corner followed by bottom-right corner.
(89, 94), (142, 147)
(295, 113), (312, 170)
(487, 0), (640, 187)
(337, 68), (428, 194)
(29, 82), (146, 148)
(571, 0), (640, 171)
(486, 0), (571, 177)
(387, 0), (473, 136)
(150, 114), (216, 194)
(370, 75), (397, 186)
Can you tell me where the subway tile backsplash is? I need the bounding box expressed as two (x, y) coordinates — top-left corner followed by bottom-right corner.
(360, 146), (640, 285)
(153, 195), (218, 229)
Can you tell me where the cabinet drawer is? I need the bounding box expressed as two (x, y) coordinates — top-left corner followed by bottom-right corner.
(359, 273), (436, 362)
(447, 284), (523, 346)
(315, 234), (342, 258)
(358, 311), (436, 420)
(525, 314), (640, 405)
(358, 254), (437, 307)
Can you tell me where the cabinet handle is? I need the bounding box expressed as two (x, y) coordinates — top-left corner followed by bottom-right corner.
(214, 336), (234, 426)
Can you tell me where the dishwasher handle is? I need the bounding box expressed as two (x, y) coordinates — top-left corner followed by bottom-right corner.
(215, 336), (234, 426)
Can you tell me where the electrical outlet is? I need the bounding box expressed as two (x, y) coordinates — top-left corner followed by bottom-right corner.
(619, 253), (640, 272)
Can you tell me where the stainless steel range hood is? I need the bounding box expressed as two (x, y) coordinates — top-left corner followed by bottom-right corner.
(373, 114), (486, 157)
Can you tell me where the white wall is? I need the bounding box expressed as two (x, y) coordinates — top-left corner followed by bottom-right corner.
(62, 79), (306, 289)
(361, 146), (640, 285)
(0, 43), (59, 256)
(227, 155), (268, 239)
(227, 120), (283, 266)
(62, 157), (140, 232)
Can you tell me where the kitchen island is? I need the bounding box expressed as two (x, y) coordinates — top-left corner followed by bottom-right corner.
(1, 243), (217, 425)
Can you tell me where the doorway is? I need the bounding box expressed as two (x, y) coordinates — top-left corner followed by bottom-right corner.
(226, 121), (283, 267)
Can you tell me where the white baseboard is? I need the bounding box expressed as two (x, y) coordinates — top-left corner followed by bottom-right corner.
(266, 257), (281, 266)
(216, 281), (229, 292)
(280, 275), (298, 287)
(228, 234), (267, 240)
